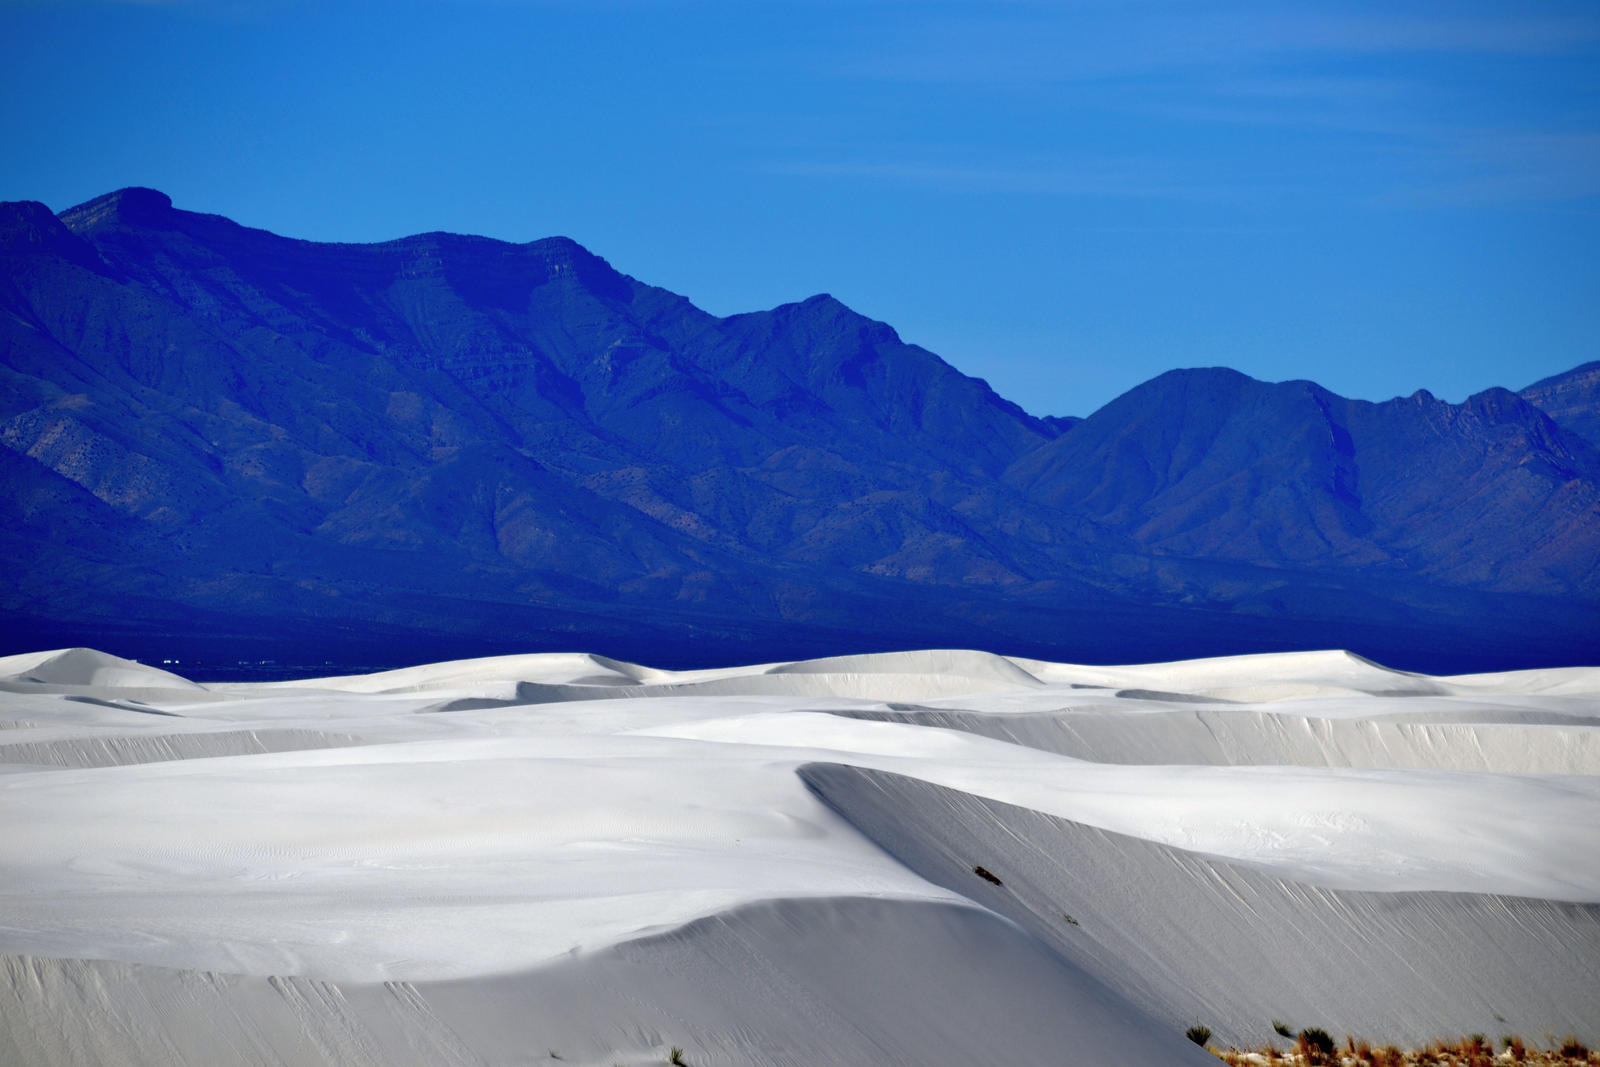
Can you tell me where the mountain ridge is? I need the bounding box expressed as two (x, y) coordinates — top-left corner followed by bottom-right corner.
(1520, 360), (1600, 449)
(2, 189), (1596, 672)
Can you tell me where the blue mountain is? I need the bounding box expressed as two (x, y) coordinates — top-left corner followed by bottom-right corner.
(2, 189), (1595, 672)
(1521, 361), (1600, 449)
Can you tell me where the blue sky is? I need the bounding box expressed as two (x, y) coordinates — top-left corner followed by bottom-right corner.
(2, 0), (1596, 417)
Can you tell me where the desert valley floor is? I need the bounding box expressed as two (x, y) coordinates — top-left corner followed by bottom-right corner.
(0, 645), (1597, 1066)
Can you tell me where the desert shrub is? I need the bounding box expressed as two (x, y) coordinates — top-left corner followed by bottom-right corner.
(669, 1048), (688, 1066)
(1372, 1045), (1405, 1067)
(1558, 1035), (1590, 1060)
(1454, 1033), (1488, 1067)
(1186, 1024), (1213, 1047)
(1502, 1034), (1526, 1061)
(1273, 1020), (1294, 1038)
(1299, 1028), (1337, 1065)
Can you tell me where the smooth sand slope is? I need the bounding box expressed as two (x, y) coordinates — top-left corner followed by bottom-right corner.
(0, 646), (1596, 1065)
(800, 764), (1600, 1050)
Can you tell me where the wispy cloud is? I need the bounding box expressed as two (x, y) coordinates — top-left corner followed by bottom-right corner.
(1377, 130), (1600, 207)
(777, 2), (1600, 210)
(1261, 12), (1600, 56)
(758, 157), (1224, 200)
(829, 7), (1600, 85)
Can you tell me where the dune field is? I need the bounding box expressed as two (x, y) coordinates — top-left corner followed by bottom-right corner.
(0, 645), (1596, 1066)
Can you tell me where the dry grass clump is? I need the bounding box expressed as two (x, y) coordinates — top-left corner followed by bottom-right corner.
(1298, 1028), (1337, 1065)
(1559, 1037), (1591, 1061)
(1211, 1030), (1599, 1066)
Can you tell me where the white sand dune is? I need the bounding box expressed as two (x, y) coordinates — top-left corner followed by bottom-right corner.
(1, 646), (1596, 1064)
(0, 647), (204, 691)
(0, 896), (1215, 1067)
(252, 650), (670, 693)
(836, 704), (1600, 773)
(0, 727), (367, 769)
(799, 763), (1600, 1049)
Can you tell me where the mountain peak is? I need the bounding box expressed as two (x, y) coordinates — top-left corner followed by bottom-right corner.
(1523, 360), (1600, 394)
(766, 292), (871, 326)
(0, 198), (113, 273)
(1519, 360), (1600, 448)
(59, 187), (175, 233)
(528, 234), (588, 254)
(0, 200), (71, 246)
(779, 292), (907, 345)
(526, 234), (613, 269)
(521, 235), (630, 297)
(1108, 366), (1258, 407)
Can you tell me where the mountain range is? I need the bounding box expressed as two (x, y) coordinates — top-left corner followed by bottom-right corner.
(2, 188), (1596, 672)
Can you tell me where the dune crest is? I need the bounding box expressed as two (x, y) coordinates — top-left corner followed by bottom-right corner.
(0, 647), (204, 692)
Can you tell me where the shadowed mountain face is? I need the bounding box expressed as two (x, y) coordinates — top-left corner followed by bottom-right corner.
(2, 189), (1596, 672)
(1005, 368), (1600, 597)
(1521, 361), (1600, 449)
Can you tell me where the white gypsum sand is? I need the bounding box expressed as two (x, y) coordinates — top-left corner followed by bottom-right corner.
(0, 646), (1596, 1065)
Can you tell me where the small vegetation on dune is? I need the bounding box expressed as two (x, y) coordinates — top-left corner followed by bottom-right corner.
(1298, 1028), (1337, 1065)
(1187, 1025), (1214, 1047)
(1209, 1030), (1599, 1065)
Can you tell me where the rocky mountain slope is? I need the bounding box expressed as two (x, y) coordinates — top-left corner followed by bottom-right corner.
(2, 189), (1595, 671)
(1521, 360), (1600, 448)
